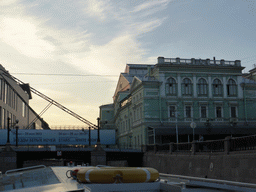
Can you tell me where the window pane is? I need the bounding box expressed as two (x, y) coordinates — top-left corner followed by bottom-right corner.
(201, 106), (206, 118)
(167, 78), (177, 95)
(227, 79), (237, 96)
(231, 106), (236, 118)
(182, 78), (192, 95)
(170, 106), (176, 117)
(213, 79), (222, 96)
(216, 106), (222, 118)
(186, 106), (191, 118)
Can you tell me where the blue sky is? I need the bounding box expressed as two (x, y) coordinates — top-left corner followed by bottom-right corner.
(0, 0), (255, 127)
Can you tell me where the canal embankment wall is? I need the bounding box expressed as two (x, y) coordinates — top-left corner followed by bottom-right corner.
(143, 150), (256, 184)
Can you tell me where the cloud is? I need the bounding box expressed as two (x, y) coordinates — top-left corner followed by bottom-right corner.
(0, 17), (55, 59)
(63, 34), (146, 77)
(0, 0), (19, 6)
(133, 0), (170, 15)
(82, 0), (112, 20)
(0, 0), (170, 126)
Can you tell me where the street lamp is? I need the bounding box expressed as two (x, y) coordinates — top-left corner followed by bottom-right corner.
(15, 125), (19, 147)
(97, 117), (100, 144)
(175, 112), (180, 145)
(6, 117), (19, 145)
(89, 126), (91, 146)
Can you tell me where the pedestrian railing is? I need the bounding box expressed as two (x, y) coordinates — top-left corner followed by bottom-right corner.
(145, 134), (256, 154)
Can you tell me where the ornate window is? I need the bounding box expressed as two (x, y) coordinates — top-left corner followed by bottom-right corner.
(197, 78), (208, 96)
(182, 78), (192, 96)
(166, 77), (177, 95)
(227, 79), (237, 96)
(212, 79), (223, 96)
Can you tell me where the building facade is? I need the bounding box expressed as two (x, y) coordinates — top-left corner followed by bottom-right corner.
(100, 57), (256, 148)
(0, 64), (49, 130)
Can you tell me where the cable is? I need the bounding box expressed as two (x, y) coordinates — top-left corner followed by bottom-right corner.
(12, 73), (118, 77)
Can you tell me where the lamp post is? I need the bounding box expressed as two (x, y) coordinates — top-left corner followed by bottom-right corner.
(15, 126), (19, 147)
(89, 126), (91, 146)
(97, 117), (100, 144)
(7, 117), (10, 144)
(6, 117), (19, 145)
(175, 112), (179, 145)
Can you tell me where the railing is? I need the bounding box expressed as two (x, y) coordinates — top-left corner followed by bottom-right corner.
(159, 57), (240, 67)
(196, 140), (224, 152)
(2, 144), (143, 152)
(230, 135), (256, 151)
(145, 134), (256, 154)
(5, 165), (46, 175)
(160, 173), (256, 191)
(175, 142), (192, 152)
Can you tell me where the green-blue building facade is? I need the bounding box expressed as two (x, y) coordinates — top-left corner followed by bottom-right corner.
(100, 57), (256, 148)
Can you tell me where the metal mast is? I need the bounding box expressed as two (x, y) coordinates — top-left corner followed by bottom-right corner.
(3, 73), (97, 128)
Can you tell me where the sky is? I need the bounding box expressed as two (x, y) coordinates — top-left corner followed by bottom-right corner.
(0, 0), (255, 128)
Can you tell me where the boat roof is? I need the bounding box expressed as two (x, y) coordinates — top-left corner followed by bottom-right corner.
(1, 165), (256, 192)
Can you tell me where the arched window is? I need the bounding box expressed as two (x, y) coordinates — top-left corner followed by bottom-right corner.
(166, 77), (177, 95)
(182, 78), (192, 96)
(227, 79), (237, 96)
(212, 79), (223, 96)
(197, 78), (208, 96)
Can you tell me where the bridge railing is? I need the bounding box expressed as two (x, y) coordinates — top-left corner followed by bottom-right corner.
(145, 134), (256, 154)
(230, 135), (256, 151)
(5, 144), (144, 152)
(196, 140), (225, 152)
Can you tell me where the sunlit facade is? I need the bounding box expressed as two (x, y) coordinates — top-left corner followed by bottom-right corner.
(100, 57), (256, 148)
(0, 64), (49, 130)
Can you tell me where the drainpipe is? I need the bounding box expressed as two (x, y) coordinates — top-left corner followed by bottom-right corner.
(159, 91), (162, 123)
(243, 85), (247, 123)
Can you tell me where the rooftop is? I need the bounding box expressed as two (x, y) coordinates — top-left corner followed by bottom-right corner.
(157, 57), (242, 67)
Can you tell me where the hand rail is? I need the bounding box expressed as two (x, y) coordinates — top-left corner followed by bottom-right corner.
(5, 165), (46, 175)
(160, 173), (256, 189)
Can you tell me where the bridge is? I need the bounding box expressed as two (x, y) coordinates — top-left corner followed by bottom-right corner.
(1, 133), (256, 184)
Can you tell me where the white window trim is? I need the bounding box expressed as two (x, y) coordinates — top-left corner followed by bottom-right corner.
(184, 105), (193, 121)
(230, 105), (238, 119)
(168, 105), (177, 122)
(200, 105), (208, 121)
(215, 105), (223, 121)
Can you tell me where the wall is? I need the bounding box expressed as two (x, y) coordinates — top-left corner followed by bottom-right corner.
(143, 151), (256, 184)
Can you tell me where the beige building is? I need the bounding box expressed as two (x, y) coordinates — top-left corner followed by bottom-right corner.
(0, 64), (49, 130)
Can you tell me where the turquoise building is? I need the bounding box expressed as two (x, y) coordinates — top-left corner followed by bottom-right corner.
(100, 57), (256, 148)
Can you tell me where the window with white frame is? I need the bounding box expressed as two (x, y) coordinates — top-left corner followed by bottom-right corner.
(216, 106), (222, 118)
(182, 78), (192, 96)
(200, 105), (207, 118)
(230, 106), (237, 118)
(227, 79), (237, 96)
(185, 106), (192, 118)
(212, 79), (223, 96)
(166, 77), (177, 95)
(197, 78), (208, 96)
